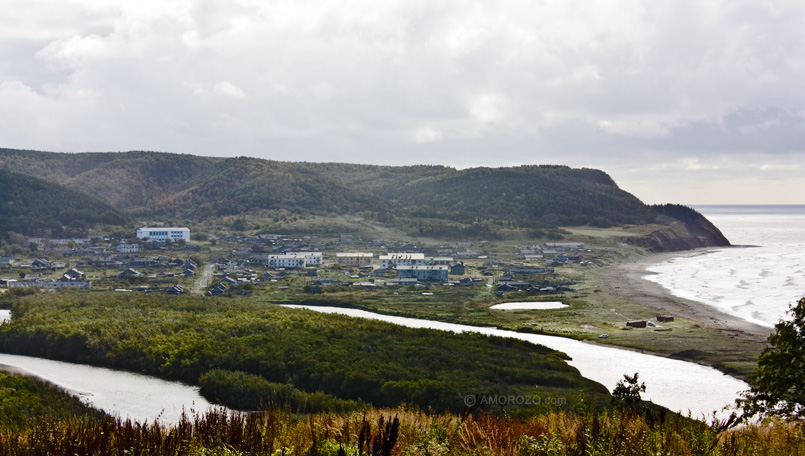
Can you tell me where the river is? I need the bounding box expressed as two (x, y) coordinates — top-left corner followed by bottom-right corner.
(284, 305), (747, 420)
(0, 351), (217, 425)
(0, 305), (746, 422)
(1, 308), (216, 425)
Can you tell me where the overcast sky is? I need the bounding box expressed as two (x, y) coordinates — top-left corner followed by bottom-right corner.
(2, 1), (804, 204)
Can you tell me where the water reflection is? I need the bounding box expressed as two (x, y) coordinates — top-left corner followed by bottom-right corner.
(0, 353), (218, 425)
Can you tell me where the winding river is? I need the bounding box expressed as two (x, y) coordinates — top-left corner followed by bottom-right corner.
(285, 306), (748, 419)
(0, 306), (747, 422)
(0, 309), (216, 425)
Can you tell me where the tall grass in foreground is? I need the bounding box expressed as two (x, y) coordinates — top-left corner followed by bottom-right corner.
(0, 406), (803, 456)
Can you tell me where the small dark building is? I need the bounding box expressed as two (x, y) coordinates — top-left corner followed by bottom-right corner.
(626, 320), (647, 328)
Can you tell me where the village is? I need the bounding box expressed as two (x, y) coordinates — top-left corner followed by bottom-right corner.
(0, 225), (599, 301)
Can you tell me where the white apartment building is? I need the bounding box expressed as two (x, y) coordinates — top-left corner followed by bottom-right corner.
(295, 252), (323, 267)
(379, 253), (425, 269)
(136, 227), (190, 242)
(253, 252), (322, 269)
(266, 255), (306, 269)
(116, 242), (142, 253)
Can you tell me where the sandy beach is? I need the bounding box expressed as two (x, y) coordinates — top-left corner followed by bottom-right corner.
(601, 250), (773, 346)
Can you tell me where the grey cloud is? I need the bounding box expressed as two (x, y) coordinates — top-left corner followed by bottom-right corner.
(0, 0), (803, 203)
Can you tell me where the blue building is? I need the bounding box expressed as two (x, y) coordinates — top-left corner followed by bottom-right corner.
(395, 265), (449, 282)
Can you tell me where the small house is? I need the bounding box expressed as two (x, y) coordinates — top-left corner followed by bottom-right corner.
(64, 268), (85, 280)
(32, 259), (52, 270)
(166, 284), (184, 295)
(385, 278), (423, 287)
(450, 262), (466, 275)
(206, 283), (228, 296)
(117, 268), (142, 278)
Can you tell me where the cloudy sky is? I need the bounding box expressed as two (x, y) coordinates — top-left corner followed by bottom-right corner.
(2, 0), (804, 204)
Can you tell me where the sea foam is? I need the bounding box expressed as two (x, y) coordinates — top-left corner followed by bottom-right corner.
(644, 206), (805, 328)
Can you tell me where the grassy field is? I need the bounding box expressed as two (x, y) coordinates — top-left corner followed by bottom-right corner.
(1, 405), (803, 455)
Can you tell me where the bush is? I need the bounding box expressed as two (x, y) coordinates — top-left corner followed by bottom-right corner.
(199, 369), (360, 413)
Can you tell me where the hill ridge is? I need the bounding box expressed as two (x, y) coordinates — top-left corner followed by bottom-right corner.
(0, 148), (729, 250)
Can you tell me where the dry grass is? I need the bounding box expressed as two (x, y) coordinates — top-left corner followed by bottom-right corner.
(1, 406), (803, 456)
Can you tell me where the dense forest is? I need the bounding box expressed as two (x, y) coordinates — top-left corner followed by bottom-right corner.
(0, 149), (727, 244)
(0, 168), (130, 241)
(0, 292), (608, 413)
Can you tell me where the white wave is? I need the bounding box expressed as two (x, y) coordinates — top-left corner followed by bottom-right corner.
(645, 207), (805, 328)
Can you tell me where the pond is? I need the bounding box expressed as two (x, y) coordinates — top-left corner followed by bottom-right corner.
(490, 302), (568, 310)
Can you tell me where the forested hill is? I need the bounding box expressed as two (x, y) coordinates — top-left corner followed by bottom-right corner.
(0, 149), (729, 248)
(0, 168), (131, 240)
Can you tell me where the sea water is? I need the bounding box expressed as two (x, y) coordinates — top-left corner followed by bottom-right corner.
(644, 205), (805, 328)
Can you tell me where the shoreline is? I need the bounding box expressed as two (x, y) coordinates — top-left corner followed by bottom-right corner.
(601, 249), (773, 347)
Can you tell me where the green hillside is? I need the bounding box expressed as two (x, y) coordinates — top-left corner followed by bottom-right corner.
(143, 157), (390, 219)
(0, 168), (131, 240)
(0, 148), (730, 247)
(0, 149), (220, 210)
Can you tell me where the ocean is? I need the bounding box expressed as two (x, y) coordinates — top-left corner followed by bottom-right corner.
(644, 205), (805, 328)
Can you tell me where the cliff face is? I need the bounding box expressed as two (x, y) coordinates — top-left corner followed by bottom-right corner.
(629, 205), (731, 252)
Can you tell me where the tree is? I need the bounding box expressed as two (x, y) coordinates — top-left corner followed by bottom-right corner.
(231, 219), (248, 231)
(612, 372), (646, 411)
(739, 296), (805, 421)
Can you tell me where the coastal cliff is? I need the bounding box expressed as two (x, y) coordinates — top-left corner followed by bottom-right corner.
(630, 204), (731, 252)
